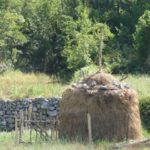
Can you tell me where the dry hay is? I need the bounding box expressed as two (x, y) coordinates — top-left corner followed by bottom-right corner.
(59, 72), (142, 141)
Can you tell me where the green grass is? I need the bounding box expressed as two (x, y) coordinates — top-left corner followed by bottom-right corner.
(0, 70), (149, 100)
(121, 74), (150, 100)
(0, 70), (65, 99)
(142, 128), (150, 138)
(0, 132), (149, 150)
(0, 132), (113, 150)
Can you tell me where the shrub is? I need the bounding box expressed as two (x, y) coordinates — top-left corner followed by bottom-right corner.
(0, 62), (13, 74)
(133, 10), (150, 72)
(71, 64), (99, 83)
(140, 97), (150, 131)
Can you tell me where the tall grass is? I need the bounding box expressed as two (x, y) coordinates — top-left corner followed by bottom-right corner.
(122, 74), (150, 100)
(0, 132), (149, 150)
(0, 70), (149, 100)
(0, 70), (64, 99)
(0, 132), (113, 150)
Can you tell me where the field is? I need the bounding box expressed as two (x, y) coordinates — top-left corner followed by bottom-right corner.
(0, 132), (149, 150)
(121, 74), (150, 100)
(0, 70), (64, 99)
(0, 131), (114, 150)
(0, 70), (150, 100)
(0, 71), (150, 149)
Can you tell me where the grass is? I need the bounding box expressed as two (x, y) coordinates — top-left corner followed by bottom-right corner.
(142, 128), (150, 138)
(0, 70), (65, 99)
(0, 131), (149, 150)
(121, 74), (150, 100)
(0, 131), (113, 150)
(0, 70), (149, 100)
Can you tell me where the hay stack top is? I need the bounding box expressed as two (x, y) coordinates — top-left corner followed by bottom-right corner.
(70, 72), (129, 95)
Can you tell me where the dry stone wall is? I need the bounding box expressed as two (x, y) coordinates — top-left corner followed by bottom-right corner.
(0, 96), (61, 131)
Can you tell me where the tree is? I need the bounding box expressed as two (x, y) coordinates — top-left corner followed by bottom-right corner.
(0, 0), (150, 74)
(0, 10), (27, 63)
(61, 5), (113, 71)
(61, 7), (96, 70)
(133, 10), (150, 69)
(17, 0), (66, 73)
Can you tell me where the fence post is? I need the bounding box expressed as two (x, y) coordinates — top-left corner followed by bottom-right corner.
(15, 113), (19, 145)
(29, 104), (32, 143)
(40, 112), (42, 140)
(19, 110), (24, 143)
(25, 108), (28, 131)
(55, 116), (59, 140)
(87, 113), (92, 145)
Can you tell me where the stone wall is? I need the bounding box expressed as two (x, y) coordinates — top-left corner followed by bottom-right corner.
(0, 97), (61, 131)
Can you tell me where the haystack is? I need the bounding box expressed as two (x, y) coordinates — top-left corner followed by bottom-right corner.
(59, 72), (142, 141)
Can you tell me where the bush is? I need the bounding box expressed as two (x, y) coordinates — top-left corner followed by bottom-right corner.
(140, 97), (150, 131)
(133, 10), (150, 72)
(71, 64), (99, 83)
(0, 62), (13, 74)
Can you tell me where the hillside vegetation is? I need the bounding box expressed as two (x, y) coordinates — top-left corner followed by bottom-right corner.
(1, 0), (150, 74)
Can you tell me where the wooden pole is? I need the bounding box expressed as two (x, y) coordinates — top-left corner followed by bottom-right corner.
(25, 108), (28, 131)
(15, 114), (19, 145)
(29, 104), (32, 143)
(19, 110), (23, 143)
(87, 113), (92, 144)
(40, 112), (42, 140)
(33, 112), (38, 143)
(55, 116), (59, 140)
(99, 31), (104, 72)
(35, 113), (38, 143)
(21, 110), (24, 133)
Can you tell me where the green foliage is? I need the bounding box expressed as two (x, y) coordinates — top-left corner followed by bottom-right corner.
(17, 0), (65, 73)
(0, 0), (150, 74)
(62, 6), (113, 71)
(71, 64), (99, 83)
(62, 7), (97, 70)
(140, 97), (150, 131)
(133, 10), (150, 72)
(0, 10), (27, 62)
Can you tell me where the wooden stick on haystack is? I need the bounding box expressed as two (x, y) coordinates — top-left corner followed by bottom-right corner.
(99, 31), (104, 73)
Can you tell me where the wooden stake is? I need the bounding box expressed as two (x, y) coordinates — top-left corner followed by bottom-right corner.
(55, 116), (59, 140)
(40, 112), (42, 140)
(99, 31), (104, 72)
(19, 110), (24, 143)
(87, 113), (92, 144)
(29, 104), (32, 143)
(15, 114), (19, 145)
(33, 112), (38, 143)
(21, 110), (24, 133)
(25, 109), (28, 131)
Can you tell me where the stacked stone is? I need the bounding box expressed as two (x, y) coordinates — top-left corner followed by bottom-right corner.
(32, 97), (60, 121)
(72, 80), (129, 90)
(0, 96), (61, 131)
